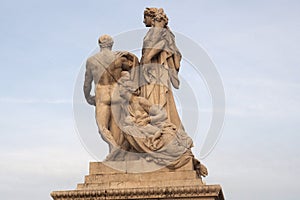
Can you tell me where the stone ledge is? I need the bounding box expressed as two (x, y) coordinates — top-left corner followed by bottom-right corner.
(89, 159), (194, 175)
(77, 178), (203, 190)
(84, 170), (198, 183)
(79, 161), (203, 190)
(51, 185), (224, 200)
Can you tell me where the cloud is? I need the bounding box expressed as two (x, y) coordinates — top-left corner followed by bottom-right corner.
(224, 75), (300, 118)
(0, 146), (93, 200)
(204, 142), (300, 200)
(0, 97), (72, 104)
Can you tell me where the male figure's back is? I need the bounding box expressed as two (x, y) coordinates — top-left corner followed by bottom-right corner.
(84, 35), (122, 154)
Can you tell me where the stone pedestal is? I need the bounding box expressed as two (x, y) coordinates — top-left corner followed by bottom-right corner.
(51, 160), (225, 200)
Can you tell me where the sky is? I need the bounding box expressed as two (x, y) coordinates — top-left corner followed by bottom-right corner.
(0, 0), (299, 199)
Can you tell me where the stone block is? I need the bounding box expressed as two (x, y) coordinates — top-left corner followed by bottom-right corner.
(51, 161), (225, 200)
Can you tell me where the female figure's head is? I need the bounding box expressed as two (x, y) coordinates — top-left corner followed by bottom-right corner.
(143, 7), (157, 27)
(153, 8), (168, 28)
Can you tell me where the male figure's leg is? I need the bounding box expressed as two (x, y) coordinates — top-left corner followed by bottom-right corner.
(95, 85), (118, 152)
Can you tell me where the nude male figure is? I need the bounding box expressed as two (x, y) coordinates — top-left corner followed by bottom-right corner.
(83, 34), (132, 154)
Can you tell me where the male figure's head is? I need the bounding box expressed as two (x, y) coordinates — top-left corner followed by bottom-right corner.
(98, 34), (114, 50)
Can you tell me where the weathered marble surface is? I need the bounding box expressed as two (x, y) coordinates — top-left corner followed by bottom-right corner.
(51, 161), (224, 200)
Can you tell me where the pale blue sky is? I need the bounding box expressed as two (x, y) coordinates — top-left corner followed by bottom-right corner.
(0, 0), (299, 199)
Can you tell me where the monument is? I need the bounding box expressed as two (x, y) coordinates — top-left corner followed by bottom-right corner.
(51, 8), (225, 200)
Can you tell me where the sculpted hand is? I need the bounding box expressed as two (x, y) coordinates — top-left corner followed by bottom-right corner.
(115, 57), (127, 67)
(87, 96), (96, 106)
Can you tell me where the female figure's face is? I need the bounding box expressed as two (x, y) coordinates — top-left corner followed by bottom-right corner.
(143, 15), (152, 27)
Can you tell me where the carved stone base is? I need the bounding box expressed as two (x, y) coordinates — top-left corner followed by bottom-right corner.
(51, 160), (225, 200)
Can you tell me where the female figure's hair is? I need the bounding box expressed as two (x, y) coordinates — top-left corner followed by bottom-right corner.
(153, 8), (168, 26)
(144, 7), (158, 18)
